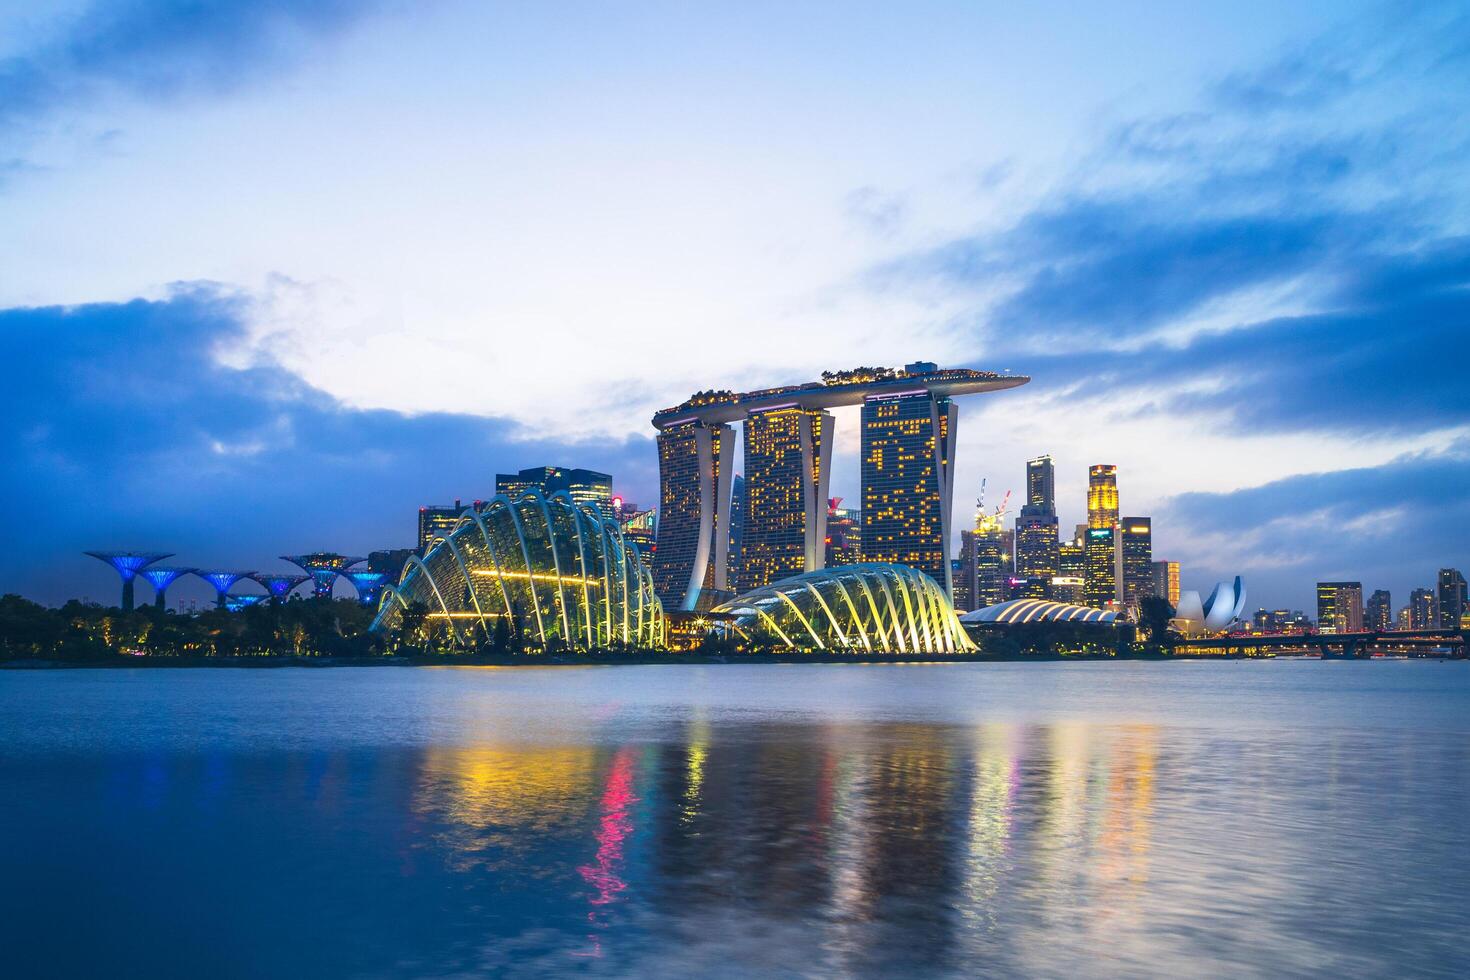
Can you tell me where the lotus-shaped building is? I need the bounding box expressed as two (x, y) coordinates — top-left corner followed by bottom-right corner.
(710, 563), (975, 653)
(372, 491), (665, 649)
(1175, 576), (1248, 634)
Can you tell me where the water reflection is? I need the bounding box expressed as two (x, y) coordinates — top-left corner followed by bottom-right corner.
(5, 708), (1470, 977)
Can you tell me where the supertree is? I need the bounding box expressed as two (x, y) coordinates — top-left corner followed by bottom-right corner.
(252, 573), (311, 602)
(138, 567), (195, 610)
(343, 570), (388, 607)
(194, 570), (256, 609)
(225, 594), (269, 613)
(281, 554), (366, 599)
(83, 552), (172, 611)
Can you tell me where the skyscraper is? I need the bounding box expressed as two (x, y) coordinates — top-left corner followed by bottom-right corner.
(418, 500), (467, 552)
(1409, 587), (1437, 630)
(653, 421), (734, 611)
(1437, 568), (1466, 629)
(1026, 455), (1055, 513)
(1087, 465), (1119, 529)
(1014, 512), (1060, 579)
(726, 474), (746, 592)
(1150, 560), (1180, 606)
(1316, 581), (1363, 634)
(1365, 589), (1393, 631)
(860, 390), (956, 594)
(740, 406), (833, 590)
(1116, 517), (1153, 608)
(1084, 526), (1118, 607)
(824, 499), (862, 568)
(494, 466), (614, 517)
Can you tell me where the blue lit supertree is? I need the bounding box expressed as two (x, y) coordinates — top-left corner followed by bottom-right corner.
(343, 570), (388, 607)
(138, 566), (195, 610)
(252, 573), (311, 602)
(194, 570), (255, 609)
(224, 594), (269, 613)
(83, 552), (172, 611)
(281, 554), (366, 599)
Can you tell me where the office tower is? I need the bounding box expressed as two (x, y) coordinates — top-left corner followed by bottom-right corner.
(1116, 517), (1153, 607)
(1014, 511), (1060, 579)
(616, 502), (657, 557)
(495, 466), (614, 517)
(861, 389), (957, 593)
(1409, 587), (1437, 630)
(1437, 568), (1467, 629)
(1074, 522), (1089, 545)
(1087, 465), (1119, 529)
(1366, 589), (1393, 631)
(1051, 575), (1085, 603)
(1084, 526), (1118, 607)
(418, 500), (466, 552)
(1026, 455), (1056, 513)
(741, 406), (833, 591)
(958, 498), (1010, 612)
(1316, 581), (1363, 634)
(727, 475), (746, 591)
(1007, 576), (1050, 600)
(825, 499), (862, 568)
(1058, 537), (1086, 578)
(653, 421), (734, 611)
(1150, 560), (1181, 606)
(1397, 606), (1412, 630)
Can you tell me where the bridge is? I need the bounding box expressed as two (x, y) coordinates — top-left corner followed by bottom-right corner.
(1175, 629), (1467, 659)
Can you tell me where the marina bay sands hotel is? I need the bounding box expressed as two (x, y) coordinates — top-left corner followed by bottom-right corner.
(652, 362), (1029, 611)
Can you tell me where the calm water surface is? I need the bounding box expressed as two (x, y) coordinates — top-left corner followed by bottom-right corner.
(2, 661), (1468, 978)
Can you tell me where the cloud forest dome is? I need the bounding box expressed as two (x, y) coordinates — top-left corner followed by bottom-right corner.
(712, 563), (975, 654)
(372, 491), (664, 649)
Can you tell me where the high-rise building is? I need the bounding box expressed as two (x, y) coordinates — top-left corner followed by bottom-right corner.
(1051, 576), (1086, 604)
(860, 389), (956, 594)
(1058, 537), (1086, 580)
(1026, 455), (1056, 514)
(825, 499), (862, 568)
(740, 406), (833, 591)
(1084, 526), (1118, 607)
(1437, 568), (1466, 629)
(1397, 606), (1412, 630)
(1116, 517), (1153, 608)
(1007, 576), (1050, 600)
(653, 421), (734, 612)
(1409, 587), (1437, 630)
(1150, 560), (1181, 606)
(1014, 512), (1059, 579)
(1316, 581), (1363, 634)
(1087, 465), (1119, 529)
(727, 475), (746, 591)
(494, 466), (614, 517)
(1366, 589), (1393, 631)
(957, 497), (1010, 612)
(418, 500), (469, 552)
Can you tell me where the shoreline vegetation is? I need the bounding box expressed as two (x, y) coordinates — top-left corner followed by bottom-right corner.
(1, 593), (1456, 669)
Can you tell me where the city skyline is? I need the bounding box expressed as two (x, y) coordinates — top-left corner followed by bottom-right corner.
(1, 2), (1467, 612)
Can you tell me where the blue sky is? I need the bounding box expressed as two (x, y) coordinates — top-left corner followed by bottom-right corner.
(1, 0), (1466, 610)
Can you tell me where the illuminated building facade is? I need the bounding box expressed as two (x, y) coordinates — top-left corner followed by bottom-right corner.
(1015, 512), (1059, 579)
(860, 390), (956, 594)
(1084, 526), (1118, 607)
(1059, 538), (1085, 579)
(824, 499), (862, 568)
(1437, 568), (1466, 629)
(83, 551), (172, 611)
(727, 475), (746, 591)
(1007, 576), (1050, 600)
(139, 566), (192, 610)
(1316, 581), (1363, 634)
(1409, 587), (1437, 630)
(1116, 517), (1153, 608)
(612, 498), (657, 558)
(1366, 589), (1393, 631)
(419, 501), (470, 552)
(1150, 560), (1180, 606)
(1026, 454), (1056, 512)
(710, 563), (975, 654)
(1087, 464), (1119, 529)
(651, 363), (1027, 609)
(740, 406), (833, 591)
(373, 490), (664, 649)
(495, 466), (614, 518)
(1050, 576), (1085, 604)
(652, 420), (734, 612)
(282, 553), (365, 599)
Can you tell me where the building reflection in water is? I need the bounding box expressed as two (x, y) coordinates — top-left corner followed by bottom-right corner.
(403, 718), (1162, 971)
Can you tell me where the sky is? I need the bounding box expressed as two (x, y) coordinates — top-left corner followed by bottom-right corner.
(1, 0), (1466, 611)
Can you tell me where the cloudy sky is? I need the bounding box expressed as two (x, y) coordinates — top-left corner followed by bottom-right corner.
(2, 0), (1466, 611)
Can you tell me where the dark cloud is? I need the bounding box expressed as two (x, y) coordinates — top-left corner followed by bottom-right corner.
(1156, 442), (1470, 611)
(0, 0), (390, 135)
(0, 287), (655, 604)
